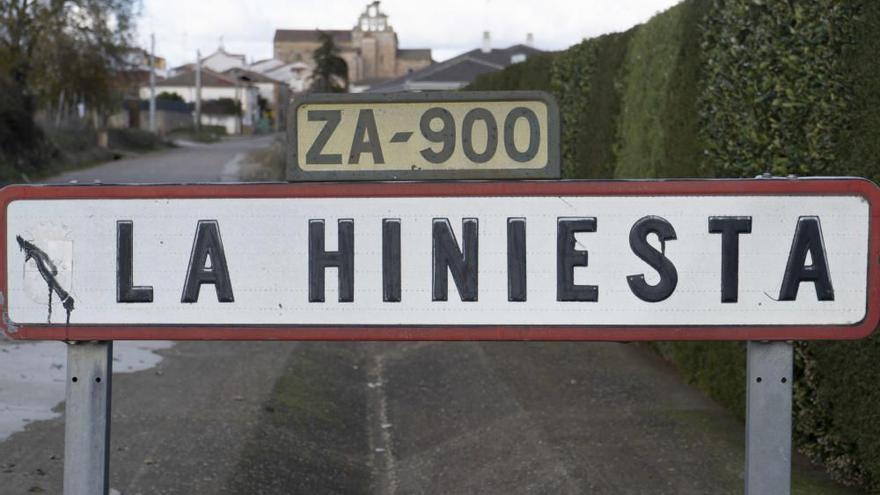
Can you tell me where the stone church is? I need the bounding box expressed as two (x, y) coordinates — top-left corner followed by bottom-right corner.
(273, 1), (434, 88)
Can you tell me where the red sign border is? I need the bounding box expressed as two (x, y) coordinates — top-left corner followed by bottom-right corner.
(1, 178), (878, 341)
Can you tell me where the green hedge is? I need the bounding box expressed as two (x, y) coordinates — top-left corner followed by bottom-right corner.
(466, 0), (880, 489)
(467, 53), (556, 92)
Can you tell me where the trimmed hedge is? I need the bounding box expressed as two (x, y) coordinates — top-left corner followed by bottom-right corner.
(553, 31), (633, 179)
(699, 0), (856, 179)
(467, 53), (556, 92)
(465, 0), (880, 489)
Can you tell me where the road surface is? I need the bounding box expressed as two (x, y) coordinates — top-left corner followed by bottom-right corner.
(0, 136), (853, 494)
(47, 135), (276, 184)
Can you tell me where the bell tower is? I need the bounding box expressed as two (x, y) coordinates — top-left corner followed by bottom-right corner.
(352, 1), (398, 79)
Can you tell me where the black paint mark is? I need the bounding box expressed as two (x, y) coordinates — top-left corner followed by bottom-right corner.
(16, 236), (74, 324)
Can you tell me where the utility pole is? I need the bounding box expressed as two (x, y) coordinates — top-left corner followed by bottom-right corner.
(149, 33), (157, 133)
(195, 49), (202, 131)
(234, 69), (241, 135)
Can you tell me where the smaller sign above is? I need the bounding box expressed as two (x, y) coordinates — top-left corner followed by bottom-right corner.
(287, 91), (560, 181)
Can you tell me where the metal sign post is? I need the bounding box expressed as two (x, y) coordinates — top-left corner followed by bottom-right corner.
(745, 341), (793, 495)
(63, 341), (112, 495)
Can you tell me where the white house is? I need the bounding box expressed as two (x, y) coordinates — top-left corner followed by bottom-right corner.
(200, 47), (247, 73)
(249, 58), (285, 74)
(262, 61), (311, 93)
(139, 69), (259, 134)
(222, 68), (284, 107)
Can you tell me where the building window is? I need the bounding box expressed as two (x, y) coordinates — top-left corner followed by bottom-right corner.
(511, 53), (527, 64)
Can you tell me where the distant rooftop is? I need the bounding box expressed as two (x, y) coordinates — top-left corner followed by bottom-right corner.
(157, 69), (247, 88)
(367, 44), (544, 93)
(274, 29), (353, 44)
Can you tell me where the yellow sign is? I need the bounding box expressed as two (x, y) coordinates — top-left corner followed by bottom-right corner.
(287, 92), (559, 180)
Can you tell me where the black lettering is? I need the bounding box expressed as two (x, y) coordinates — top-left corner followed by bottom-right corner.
(181, 220), (234, 303)
(556, 217), (598, 302)
(305, 110), (342, 165)
(116, 221), (153, 303)
(779, 216), (834, 301)
(383, 219), (401, 302)
(349, 109), (385, 164)
(462, 108), (498, 163)
(627, 216), (678, 302)
(503, 107), (540, 162)
(419, 108), (455, 163)
(309, 219), (354, 303)
(507, 218), (527, 302)
(432, 218), (478, 301)
(708, 216), (752, 303)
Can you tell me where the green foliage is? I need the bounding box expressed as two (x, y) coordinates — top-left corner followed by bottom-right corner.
(310, 31), (348, 93)
(466, 53), (556, 92)
(614, 3), (688, 179)
(456, 1), (880, 488)
(837, 1), (880, 184)
(107, 128), (162, 151)
(653, 341), (746, 420)
(0, 74), (54, 177)
(551, 31), (632, 178)
(0, 0), (137, 176)
(157, 91), (184, 102)
(660, 0), (712, 178)
(794, 341), (874, 487)
(699, 0), (856, 178)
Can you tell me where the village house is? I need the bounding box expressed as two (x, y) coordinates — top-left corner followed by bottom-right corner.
(139, 69), (260, 134)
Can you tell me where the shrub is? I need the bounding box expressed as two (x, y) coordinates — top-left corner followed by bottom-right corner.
(699, 0), (856, 179)
(458, 0), (880, 488)
(467, 53), (556, 92)
(551, 31), (633, 179)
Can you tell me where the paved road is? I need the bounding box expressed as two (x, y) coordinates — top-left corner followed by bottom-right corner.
(47, 135), (276, 184)
(0, 137), (853, 494)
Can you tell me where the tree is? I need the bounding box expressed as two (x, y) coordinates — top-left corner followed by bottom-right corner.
(1, 0), (137, 113)
(309, 31), (348, 93)
(0, 0), (136, 172)
(157, 91), (185, 103)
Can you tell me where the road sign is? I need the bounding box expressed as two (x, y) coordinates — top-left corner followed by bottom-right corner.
(287, 91), (560, 181)
(1, 178), (878, 341)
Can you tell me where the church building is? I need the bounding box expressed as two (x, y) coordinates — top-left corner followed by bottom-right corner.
(273, 1), (433, 90)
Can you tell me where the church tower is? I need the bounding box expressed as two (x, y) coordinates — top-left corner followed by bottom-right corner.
(352, 1), (398, 80)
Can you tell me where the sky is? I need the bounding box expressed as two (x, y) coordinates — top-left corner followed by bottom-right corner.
(138, 0), (682, 68)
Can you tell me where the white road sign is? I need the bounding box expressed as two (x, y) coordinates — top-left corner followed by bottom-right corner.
(1, 179), (878, 341)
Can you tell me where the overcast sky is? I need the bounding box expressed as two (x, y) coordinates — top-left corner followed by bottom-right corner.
(138, 0), (682, 68)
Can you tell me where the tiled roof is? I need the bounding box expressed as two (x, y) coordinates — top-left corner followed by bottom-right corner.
(274, 29), (352, 44)
(396, 48), (433, 61)
(157, 69), (241, 88)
